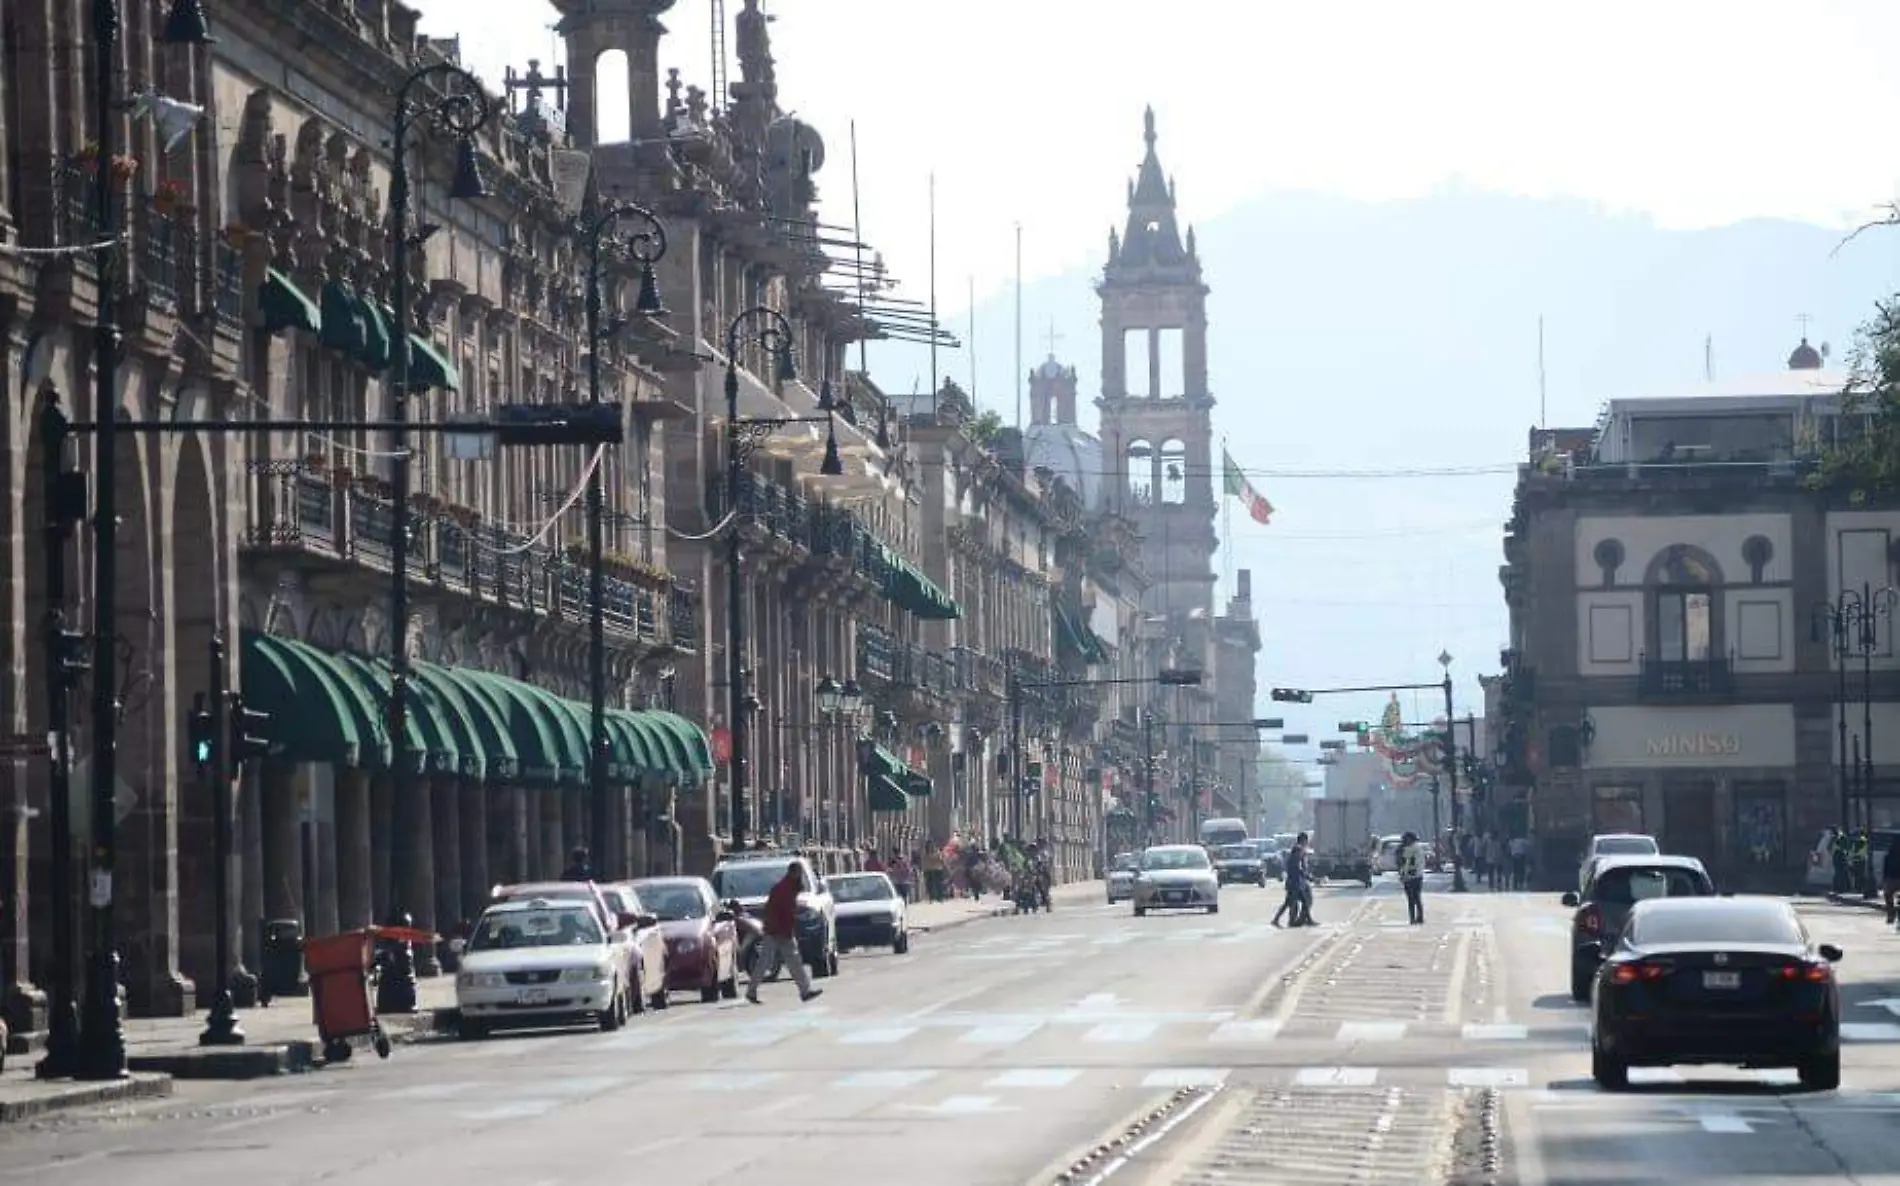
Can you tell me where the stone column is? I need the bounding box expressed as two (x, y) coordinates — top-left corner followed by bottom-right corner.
(310, 768), (340, 938)
(369, 775), (393, 921)
(540, 790), (564, 877)
(519, 784), (540, 882)
(562, 785), (585, 869)
(600, 784), (625, 880)
(432, 779), (463, 934)
(395, 777), (439, 974)
(334, 770), (372, 929)
(237, 763), (264, 1003)
(458, 778), (489, 924)
(260, 762), (303, 928)
(1, 761), (45, 1039)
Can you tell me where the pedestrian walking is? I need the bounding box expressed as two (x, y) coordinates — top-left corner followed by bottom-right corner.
(746, 865), (822, 1006)
(1398, 831), (1426, 925)
(890, 852), (916, 903)
(1508, 834), (1531, 891)
(1274, 832), (1314, 927)
(1883, 839), (1900, 926)
(923, 845), (948, 903)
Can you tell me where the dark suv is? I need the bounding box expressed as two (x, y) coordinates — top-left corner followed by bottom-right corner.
(710, 851), (839, 979)
(1563, 854), (1715, 1001)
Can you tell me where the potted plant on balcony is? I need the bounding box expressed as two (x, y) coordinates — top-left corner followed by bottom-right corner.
(626, 558), (674, 591)
(152, 177), (189, 216)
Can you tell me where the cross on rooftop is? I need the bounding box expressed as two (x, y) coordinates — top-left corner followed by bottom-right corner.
(1043, 321), (1063, 356)
(1797, 313), (1813, 336)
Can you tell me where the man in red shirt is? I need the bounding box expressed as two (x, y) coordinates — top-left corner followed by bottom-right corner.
(747, 865), (821, 1005)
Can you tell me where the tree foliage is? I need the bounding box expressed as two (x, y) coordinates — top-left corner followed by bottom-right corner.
(1254, 748), (1311, 833)
(1817, 295), (1900, 502)
(966, 409), (1004, 447)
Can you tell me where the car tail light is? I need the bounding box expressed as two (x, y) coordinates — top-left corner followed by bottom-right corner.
(1610, 962), (1665, 984)
(1578, 906), (1602, 935)
(1778, 961), (1833, 983)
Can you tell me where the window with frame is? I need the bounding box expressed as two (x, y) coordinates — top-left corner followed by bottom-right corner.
(1656, 589), (1712, 661)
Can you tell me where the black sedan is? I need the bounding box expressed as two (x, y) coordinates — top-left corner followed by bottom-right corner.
(1588, 896), (1844, 1091)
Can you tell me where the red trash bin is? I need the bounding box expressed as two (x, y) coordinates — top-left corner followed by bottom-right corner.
(303, 925), (434, 1062)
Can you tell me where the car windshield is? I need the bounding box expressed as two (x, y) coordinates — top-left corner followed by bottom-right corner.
(469, 906), (602, 951)
(711, 862), (791, 899)
(1629, 904), (1803, 948)
(1112, 854), (1140, 872)
(636, 884), (709, 921)
(831, 875), (894, 903)
(1593, 866), (1709, 904)
(1595, 836), (1659, 856)
(1218, 845), (1254, 860)
(1203, 828), (1247, 847)
(1143, 848), (1210, 871)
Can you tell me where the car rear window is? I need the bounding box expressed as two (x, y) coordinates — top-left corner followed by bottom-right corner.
(1596, 836), (1659, 856)
(1593, 866), (1710, 904)
(1629, 903), (1802, 947)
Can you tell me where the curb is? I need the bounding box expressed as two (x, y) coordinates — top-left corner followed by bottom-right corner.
(0, 1071), (172, 1124)
(128, 1041), (318, 1080)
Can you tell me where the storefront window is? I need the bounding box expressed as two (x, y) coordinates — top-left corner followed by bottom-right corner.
(1592, 785), (1643, 834)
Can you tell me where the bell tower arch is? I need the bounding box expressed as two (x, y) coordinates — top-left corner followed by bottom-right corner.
(553, 0), (677, 148)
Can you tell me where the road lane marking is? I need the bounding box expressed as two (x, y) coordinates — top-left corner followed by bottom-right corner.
(1442, 928), (1473, 1023)
(1627, 1068), (1684, 1085)
(1448, 1067), (1530, 1088)
(1211, 1020), (1283, 1042)
(715, 1023), (807, 1047)
(902, 1095), (1015, 1116)
(462, 1100), (561, 1120)
(597, 1030), (676, 1050)
(1842, 1022), (1900, 1042)
(989, 1068), (1082, 1088)
(1142, 1067), (1229, 1088)
(839, 1026), (918, 1044)
(1085, 1022), (1158, 1043)
(684, 1071), (783, 1091)
(962, 1022), (1040, 1044)
(755, 1093), (811, 1116)
(1074, 992), (1121, 1011)
(1462, 1023), (1529, 1041)
(1336, 1021), (1407, 1042)
(836, 1069), (938, 1089)
(375, 1082), (482, 1101)
(1295, 1066), (1379, 1086)
(1695, 1111), (1754, 1133)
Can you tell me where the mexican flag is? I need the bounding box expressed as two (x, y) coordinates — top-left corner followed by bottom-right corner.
(1221, 449), (1274, 525)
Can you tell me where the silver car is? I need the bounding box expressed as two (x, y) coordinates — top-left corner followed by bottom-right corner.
(1132, 845), (1220, 916)
(1106, 852), (1140, 903)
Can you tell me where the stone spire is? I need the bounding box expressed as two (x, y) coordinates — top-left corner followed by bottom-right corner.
(1115, 106), (1189, 272)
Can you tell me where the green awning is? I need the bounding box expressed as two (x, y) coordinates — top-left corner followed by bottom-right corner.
(318, 281), (367, 356)
(877, 545), (962, 621)
(268, 635), (393, 769)
(613, 711), (670, 784)
(360, 303), (393, 371)
(603, 710), (659, 785)
(868, 774), (911, 813)
(406, 334), (459, 391)
(858, 741), (929, 795)
(902, 770), (935, 798)
(500, 683), (586, 785)
(332, 654), (474, 779)
(560, 696), (631, 784)
(238, 632), (363, 766)
(259, 269), (321, 335)
(331, 653), (437, 776)
(410, 661), (505, 781)
(643, 710), (714, 778)
(454, 670), (566, 785)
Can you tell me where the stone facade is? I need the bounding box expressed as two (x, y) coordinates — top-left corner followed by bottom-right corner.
(1499, 343), (1893, 889)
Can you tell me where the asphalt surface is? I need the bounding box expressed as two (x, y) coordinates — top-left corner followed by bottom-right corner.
(6, 880), (1900, 1185)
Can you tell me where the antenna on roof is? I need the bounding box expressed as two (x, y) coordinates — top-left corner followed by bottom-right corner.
(1537, 315), (1547, 430)
(1704, 334), (1714, 383)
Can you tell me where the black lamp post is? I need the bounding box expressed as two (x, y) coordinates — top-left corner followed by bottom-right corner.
(383, 61), (491, 1008)
(74, 0), (213, 1083)
(1813, 591), (1863, 831)
(581, 200), (666, 875)
(1857, 587), (1897, 826)
(722, 308), (844, 849)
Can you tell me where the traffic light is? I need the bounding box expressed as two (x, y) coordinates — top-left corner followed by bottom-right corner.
(188, 693), (216, 770)
(228, 694), (271, 763)
(492, 403), (624, 447)
(1157, 668), (1204, 686)
(51, 626), (90, 689)
(1270, 688), (1314, 703)
(1337, 720), (1367, 734)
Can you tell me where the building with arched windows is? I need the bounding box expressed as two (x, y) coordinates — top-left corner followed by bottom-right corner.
(1499, 340), (1887, 890)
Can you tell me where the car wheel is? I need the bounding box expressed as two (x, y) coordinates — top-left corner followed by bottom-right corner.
(893, 931), (910, 955)
(1134, 905), (1147, 917)
(700, 980), (721, 1004)
(1207, 903), (1220, 915)
(827, 949), (841, 977)
(649, 984), (670, 1010)
(1569, 960), (1594, 1003)
(628, 969), (648, 1014)
(1591, 1043), (1628, 1090)
(598, 991), (624, 1032)
(1798, 1051), (1841, 1091)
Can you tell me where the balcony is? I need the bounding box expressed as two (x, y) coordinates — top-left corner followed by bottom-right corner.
(1638, 655), (1734, 699)
(245, 469), (697, 652)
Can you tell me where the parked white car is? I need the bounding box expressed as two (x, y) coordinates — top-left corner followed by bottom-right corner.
(456, 897), (636, 1038)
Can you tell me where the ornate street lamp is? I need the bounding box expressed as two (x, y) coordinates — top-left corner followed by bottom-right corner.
(69, 0), (213, 1084)
(581, 199), (666, 874)
(382, 61), (492, 1012)
(816, 675), (842, 715)
(722, 308), (843, 848)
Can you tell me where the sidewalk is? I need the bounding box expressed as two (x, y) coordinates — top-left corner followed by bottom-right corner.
(0, 973), (457, 1123)
(908, 879), (1103, 932)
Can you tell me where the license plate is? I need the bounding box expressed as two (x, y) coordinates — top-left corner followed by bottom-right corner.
(1165, 891), (1186, 902)
(517, 987), (550, 1005)
(1702, 971), (1740, 990)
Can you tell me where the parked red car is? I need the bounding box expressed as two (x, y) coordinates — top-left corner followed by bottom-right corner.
(627, 876), (739, 1002)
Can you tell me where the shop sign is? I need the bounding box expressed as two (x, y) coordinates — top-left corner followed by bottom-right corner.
(1645, 733), (1742, 759)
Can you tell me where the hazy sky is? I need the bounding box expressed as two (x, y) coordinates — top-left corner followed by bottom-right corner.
(415, 0), (1900, 316)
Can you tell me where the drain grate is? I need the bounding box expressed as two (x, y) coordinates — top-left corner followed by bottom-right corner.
(1173, 1085), (1458, 1186)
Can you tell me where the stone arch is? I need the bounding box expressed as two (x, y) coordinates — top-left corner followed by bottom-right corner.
(172, 435), (221, 994)
(1125, 439), (1153, 504)
(1159, 438), (1187, 504)
(593, 47), (633, 145)
(1643, 543), (1724, 665)
(1643, 543), (1725, 588)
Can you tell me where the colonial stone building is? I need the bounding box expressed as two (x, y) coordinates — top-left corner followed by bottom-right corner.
(1499, 341), (1886, 890)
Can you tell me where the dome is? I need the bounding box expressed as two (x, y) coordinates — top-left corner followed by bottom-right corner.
(1034, 354), (1069, 381)
(1788, 337), (1823, 370)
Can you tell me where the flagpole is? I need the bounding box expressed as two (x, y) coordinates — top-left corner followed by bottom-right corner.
(1221, 435), (1233, 594)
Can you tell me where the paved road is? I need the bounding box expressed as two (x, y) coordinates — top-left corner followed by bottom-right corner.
(8, 878), (1900, 1186)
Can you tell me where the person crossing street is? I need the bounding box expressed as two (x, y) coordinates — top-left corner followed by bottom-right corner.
(1398, 830), (1426, 925)
(746, 865), (823, 1006)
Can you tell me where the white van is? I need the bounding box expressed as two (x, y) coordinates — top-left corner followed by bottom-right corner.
(1199, 818), (1248, 848)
